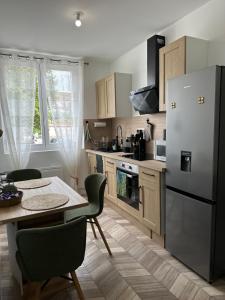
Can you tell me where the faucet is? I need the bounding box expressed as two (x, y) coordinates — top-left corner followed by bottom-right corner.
(116, 125), (123, 149)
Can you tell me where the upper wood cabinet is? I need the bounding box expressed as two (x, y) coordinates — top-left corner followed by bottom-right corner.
(96, 73), (132, 119)
(96, 79), (106, 119)
(159, 36), (208, 111)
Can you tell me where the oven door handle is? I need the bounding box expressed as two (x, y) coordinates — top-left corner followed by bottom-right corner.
(126, 174), (135, 178)
(117, 168), (138, 177)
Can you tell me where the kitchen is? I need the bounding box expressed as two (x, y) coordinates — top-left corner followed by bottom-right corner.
(85, 31), (225, 277)
(1, 0), (225, 299)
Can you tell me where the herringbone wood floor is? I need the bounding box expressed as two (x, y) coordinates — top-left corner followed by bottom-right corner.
(1, 204), (225, 300)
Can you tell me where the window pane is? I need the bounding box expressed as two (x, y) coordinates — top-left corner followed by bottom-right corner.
(46, 70), (73, 144)
(3, 63), (39, 152)
(32, 81), (43, 144)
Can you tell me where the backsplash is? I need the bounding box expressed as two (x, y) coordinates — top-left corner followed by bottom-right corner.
(84, 119), (112, 149)
(84, 113), (166, 154)
(111, 113), (166, 154)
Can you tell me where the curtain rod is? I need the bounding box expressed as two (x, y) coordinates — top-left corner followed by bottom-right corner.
(0, 52), (89, 65)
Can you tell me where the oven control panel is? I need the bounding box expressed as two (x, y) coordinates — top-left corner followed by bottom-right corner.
(116, 161), (139, 174)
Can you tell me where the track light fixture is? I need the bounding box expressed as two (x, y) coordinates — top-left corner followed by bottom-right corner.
(74, 12), (83, 27)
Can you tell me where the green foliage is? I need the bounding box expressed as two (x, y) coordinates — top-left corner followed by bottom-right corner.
(33, 82), (41, 135)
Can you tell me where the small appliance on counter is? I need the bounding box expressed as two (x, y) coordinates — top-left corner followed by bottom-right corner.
(154, 140), (166, 161)
(154, 129), (166, 161)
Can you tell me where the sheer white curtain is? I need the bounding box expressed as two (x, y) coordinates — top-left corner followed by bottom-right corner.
(44, 61), (84, 186)
(0, 57), (37, 169)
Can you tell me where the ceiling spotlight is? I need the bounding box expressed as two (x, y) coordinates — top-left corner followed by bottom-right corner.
(74, 12), (82, 27)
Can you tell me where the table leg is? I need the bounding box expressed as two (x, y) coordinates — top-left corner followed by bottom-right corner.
(6, 222), (23, 295)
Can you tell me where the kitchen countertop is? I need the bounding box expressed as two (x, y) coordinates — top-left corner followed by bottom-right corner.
(86, 149), (166, 172)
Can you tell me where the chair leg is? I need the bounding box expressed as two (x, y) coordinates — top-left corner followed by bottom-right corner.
(90, 218), (97, 239)
(24, 282), (41, 300)
(70, 271), (85, 300)
(93, 217), (112, 256)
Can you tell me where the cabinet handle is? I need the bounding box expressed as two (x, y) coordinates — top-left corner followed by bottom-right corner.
(143, 172), (155, 177)
(139, 185), (143, 205)
(107, 161), (114, 165)
(104, 171), (108, 183)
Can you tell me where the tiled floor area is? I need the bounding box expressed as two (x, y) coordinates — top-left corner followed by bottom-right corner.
(1, 205), (225, 299)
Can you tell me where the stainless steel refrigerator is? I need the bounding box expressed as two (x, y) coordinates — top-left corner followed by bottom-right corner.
(166, 65), (225, 282)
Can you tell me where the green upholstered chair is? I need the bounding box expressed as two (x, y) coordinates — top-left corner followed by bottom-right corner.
(65, 173), (112, 256)
(16, 217), (87, 300)
(6, 169), (42, 182)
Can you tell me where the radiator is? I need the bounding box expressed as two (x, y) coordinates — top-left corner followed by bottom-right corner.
(39, 166), (63, 179)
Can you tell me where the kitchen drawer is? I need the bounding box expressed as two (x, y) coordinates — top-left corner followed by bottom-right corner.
(105, 158), (115, 171)
(139, 167), (159, 184)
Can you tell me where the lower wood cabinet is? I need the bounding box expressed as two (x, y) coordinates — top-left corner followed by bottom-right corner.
(87, 153), (97, 174)
(104, 158), (117, 204)
(139, 167), (161, 235)
(86, 153), (162, 238)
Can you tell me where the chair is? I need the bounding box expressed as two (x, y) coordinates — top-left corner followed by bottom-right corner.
(16, 217), (87, 300)
(6, 169), (42, 182)
(65, 173), (112, 256)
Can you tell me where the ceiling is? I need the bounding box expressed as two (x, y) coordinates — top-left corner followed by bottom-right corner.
(0, 0), (211, 61)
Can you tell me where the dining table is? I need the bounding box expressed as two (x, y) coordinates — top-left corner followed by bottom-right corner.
(0, 176), (88, 294)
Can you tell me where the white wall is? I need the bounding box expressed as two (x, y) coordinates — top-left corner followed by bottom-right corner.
(110, 41), (147, 90)
(110, 0), (225, 88)
(159, 0), (225, 44)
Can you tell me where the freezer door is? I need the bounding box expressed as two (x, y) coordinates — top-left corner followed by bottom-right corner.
(166, 189), (214, 281)
(166, 66), (220, 200)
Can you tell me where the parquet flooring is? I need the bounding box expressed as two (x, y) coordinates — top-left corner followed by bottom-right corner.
(1, 205), (225, 299)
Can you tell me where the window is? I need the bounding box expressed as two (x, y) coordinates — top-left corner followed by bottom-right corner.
(0, 56), (83, 170)
(1, 58), (80, 155)
(33, 81), (42, 144)
(31, 65), (74, 150)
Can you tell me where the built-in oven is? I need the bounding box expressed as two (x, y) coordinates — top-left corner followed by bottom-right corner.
(116, 161), (139, 210)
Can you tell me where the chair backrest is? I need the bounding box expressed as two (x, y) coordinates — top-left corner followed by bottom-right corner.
(6, 169), (42, 182)
(16, 217), (87, 282)
(85, 173), (107, 217)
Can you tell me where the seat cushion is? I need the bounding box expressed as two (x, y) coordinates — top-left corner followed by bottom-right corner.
(65, 203), (99, 222)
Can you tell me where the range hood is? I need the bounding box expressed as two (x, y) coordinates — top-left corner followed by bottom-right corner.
(130, 35), (165, 114)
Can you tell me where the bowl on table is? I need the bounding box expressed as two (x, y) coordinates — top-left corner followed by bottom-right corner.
(0, 191), (23, 207)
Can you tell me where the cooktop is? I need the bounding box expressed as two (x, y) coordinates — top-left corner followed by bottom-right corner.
(120, 153), (153, 161)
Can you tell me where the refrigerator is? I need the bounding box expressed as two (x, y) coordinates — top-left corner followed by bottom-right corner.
(166, 65), (225, 282)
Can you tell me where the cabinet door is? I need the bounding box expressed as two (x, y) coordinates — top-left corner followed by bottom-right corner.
(105, 159), (116, 203)
(96, 79), (106, 119)
(139, 168), (160, 235)
(105, 74), (116, 118)
(159, 36), (186, 112)
(88, 154), (96, 174)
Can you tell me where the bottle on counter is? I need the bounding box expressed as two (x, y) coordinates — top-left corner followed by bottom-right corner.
(139, 130), (146, 161)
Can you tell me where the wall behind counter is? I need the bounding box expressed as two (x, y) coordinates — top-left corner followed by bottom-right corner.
(111, 113), (166, 155)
